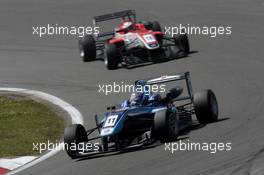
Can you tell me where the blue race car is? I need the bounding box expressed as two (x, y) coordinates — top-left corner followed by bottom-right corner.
(64, 72), (219, 159)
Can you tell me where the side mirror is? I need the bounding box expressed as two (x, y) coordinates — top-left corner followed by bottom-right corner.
(107, 106), (116, 110)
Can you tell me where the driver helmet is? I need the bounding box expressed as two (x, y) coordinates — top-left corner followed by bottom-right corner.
(135, 80), (149, 93)
(129, 92), (144, 106)
(117, 21), (134, 33)
(129, 80), (150, 105)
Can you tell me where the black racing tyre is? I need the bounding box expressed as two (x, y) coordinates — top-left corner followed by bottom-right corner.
(150, 48), (165, 61)
(105, 44), (120, 70)
(64, 124), (88, 159)
(151, 21), (162, 32)
(194, 89), (219, 124)
(154, 109), (179, 143)
(168, 45), (181, 59)
(79, 35), (96, 62)
(175, 34), (190, 54)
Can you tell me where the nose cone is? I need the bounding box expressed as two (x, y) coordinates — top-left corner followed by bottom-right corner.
(100, 112), (124, 137)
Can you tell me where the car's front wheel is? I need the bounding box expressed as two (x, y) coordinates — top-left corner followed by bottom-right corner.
(64, 124), (88, 159)
(174, 34), (190, 55)
(105, 44), (121, 70)
(79, 35), (96, 62)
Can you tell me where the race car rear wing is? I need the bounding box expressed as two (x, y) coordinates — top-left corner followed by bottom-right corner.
(138, 72), (194, 101)
(93, 10), (136, 22)
(93, 10), (136, 38)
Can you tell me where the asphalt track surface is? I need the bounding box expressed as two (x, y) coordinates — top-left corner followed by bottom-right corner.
(1, 0), (264, 174)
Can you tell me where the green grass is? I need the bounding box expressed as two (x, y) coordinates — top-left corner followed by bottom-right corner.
(0, 95), (65, 157)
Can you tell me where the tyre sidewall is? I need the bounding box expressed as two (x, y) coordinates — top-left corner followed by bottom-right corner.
(105, 43), (120, 69)
(79, 35), (96, 62)
(194, 90), (218, 124)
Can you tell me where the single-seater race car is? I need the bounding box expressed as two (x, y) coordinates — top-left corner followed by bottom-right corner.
(64, 72), (219, 159)
(79, 10), (190, 69)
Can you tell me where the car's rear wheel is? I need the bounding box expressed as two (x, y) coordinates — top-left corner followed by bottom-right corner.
(105, 44), (121, 70)
(64, 124), (88, 159)
(154, 109), (179, 143)
(151, 21), (162, 32)
(79, 35), (96, 62)
(194, 89), (219, 124)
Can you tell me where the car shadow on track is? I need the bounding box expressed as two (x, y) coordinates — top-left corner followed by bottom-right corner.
(180, 117), (230, 135)
(75, 143), (162, 162)
(74, 117), (229, 162)
(83, 51), (198, 70)
(75, 137), (189, 162)
(124, 50), (198, 70)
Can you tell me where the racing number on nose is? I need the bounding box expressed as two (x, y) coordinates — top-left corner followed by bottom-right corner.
(104, 115), (118, 127)
(143, 34), (155, 43)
